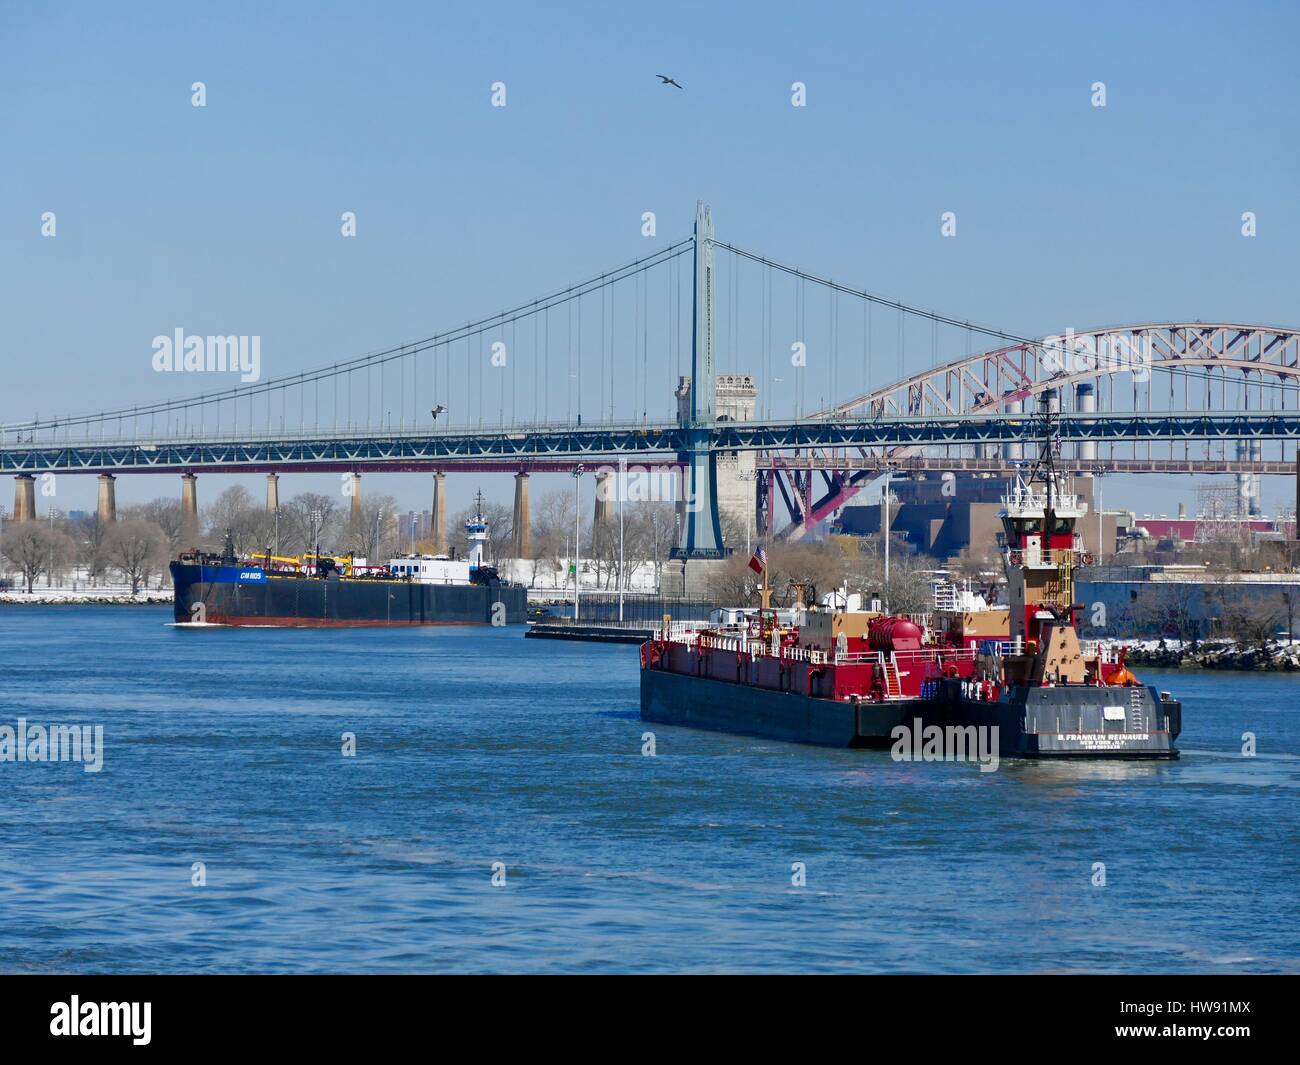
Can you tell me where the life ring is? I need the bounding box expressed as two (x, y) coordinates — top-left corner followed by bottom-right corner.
(1009, 550), (1023, 566)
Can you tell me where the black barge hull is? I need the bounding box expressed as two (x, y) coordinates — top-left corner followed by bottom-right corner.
(640, 669), (1180, 758)
(171, 562), (527, 627)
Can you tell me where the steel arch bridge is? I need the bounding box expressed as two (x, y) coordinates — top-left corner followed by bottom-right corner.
(827, 322), (1300, 419)
(770, 322), (1300, 539)
(5, 195), (1299, 551)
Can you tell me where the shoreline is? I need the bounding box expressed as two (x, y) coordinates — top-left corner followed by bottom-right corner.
(1125, 639), (1300, 672)
(0, 591), (173, 606)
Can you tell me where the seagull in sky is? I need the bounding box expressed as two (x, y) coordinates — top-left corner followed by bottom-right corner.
(656, 74), (683, 89)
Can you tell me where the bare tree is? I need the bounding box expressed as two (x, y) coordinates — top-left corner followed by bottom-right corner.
(1216, 589), (1279, 652)
(201, 485), (276, 556)
(763, 539), (856, 606)
(281, 493), (340, 556)
(346, 494), (401, 561)
(843, 543), (931, 614)
(65, 514), (111, 584)
(1282, 590), (1297, 646)
(532, 490), (577, 589)
(706, 550), (762, 605)
(632, 501), (677, 590)
(950, 543), (998, 584)
(103, 519), (167, 593)
(1161, 581), (1203, 646)
(1, 523), (77, 594)
(133, 499), (187, 556)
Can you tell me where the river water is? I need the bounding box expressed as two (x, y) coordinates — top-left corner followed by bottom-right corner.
(1, 605), (1296, 973)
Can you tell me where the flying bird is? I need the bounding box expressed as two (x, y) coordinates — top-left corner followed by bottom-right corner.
(656, 74), (683, 89)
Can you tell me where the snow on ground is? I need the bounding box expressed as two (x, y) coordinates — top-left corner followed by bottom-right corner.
(0, 587), (171, 605)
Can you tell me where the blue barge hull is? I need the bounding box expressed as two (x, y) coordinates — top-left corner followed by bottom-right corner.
(171, 562), (526, 627)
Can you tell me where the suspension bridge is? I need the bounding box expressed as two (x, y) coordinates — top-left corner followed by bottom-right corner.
(4, 203), (1299, 559)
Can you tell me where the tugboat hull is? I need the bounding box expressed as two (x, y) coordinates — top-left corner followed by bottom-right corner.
(927, 678), (1180, 758)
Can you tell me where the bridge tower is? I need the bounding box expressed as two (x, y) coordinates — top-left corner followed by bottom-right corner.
(671, 201), (726, 561)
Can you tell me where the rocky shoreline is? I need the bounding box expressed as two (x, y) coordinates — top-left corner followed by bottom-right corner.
(0, 590), (173, 606)
(1125, 640), (1300, 672)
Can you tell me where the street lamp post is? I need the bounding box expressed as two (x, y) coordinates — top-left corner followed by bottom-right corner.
(573, 464), (584, 622)
(618, 456), (626, 624)
(881, 463), (897, 612)
(1096, 472), (1104, 563)
(1092, 465), (1108, 563)
(309, 507), (323, 574)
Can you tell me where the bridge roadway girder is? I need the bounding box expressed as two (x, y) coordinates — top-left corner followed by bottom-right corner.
(3, 412), (1300, 474)
(760, 456), (1300, 476)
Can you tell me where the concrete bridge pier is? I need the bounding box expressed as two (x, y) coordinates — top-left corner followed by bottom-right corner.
(348, 473), (362, 525)
(97, 473), (117, 523)
(512, 472), (531, 559)
(431, 472), (447, 555)
(592, 470), (614, 555)
(181, 473), (199, 543)
(266, 472), (279, 511)
(12, 474), (36, 522)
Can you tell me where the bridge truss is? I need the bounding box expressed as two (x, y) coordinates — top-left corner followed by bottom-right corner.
(766, 322), (1300, 538)
(5, 199), (1300, 548)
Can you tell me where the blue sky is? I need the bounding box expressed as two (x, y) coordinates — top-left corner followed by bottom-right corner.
(2, 0), (1298, 520)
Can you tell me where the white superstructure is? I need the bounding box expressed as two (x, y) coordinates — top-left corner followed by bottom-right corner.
(388, 490), (493, 585)
(388, 555), (473, 585)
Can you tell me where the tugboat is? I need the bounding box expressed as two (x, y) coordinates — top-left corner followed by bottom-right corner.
(640, 399), (1181, 759)
(171, 491), (526, 627)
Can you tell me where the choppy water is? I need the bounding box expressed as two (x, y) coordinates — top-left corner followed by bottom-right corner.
(1, 605), (1297, 973)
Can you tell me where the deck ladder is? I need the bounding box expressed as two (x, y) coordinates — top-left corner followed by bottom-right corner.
(1128, 687), (1146, 732)
(884, 657), (903, 698)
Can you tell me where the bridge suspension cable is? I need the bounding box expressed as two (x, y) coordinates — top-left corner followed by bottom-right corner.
(10, 237), (694, 438)
(714, 240), (1300, 397)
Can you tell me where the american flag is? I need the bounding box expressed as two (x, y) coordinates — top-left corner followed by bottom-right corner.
(747, 545), (767, 575)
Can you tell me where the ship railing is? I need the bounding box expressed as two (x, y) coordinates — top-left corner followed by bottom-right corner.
(663, 628), (995, 671)
(891, 647), (978, 667)
(665, 621), (712, 642)
(831, 651), (883, 665)
(1002, 483), (1080, 513)
(780, 645), (817, 663)
(699, 632), (750, 654)
(931, 581), (959, 611)
(1020, 547), (1075, 568)
(1078, 639), (1120, 663)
